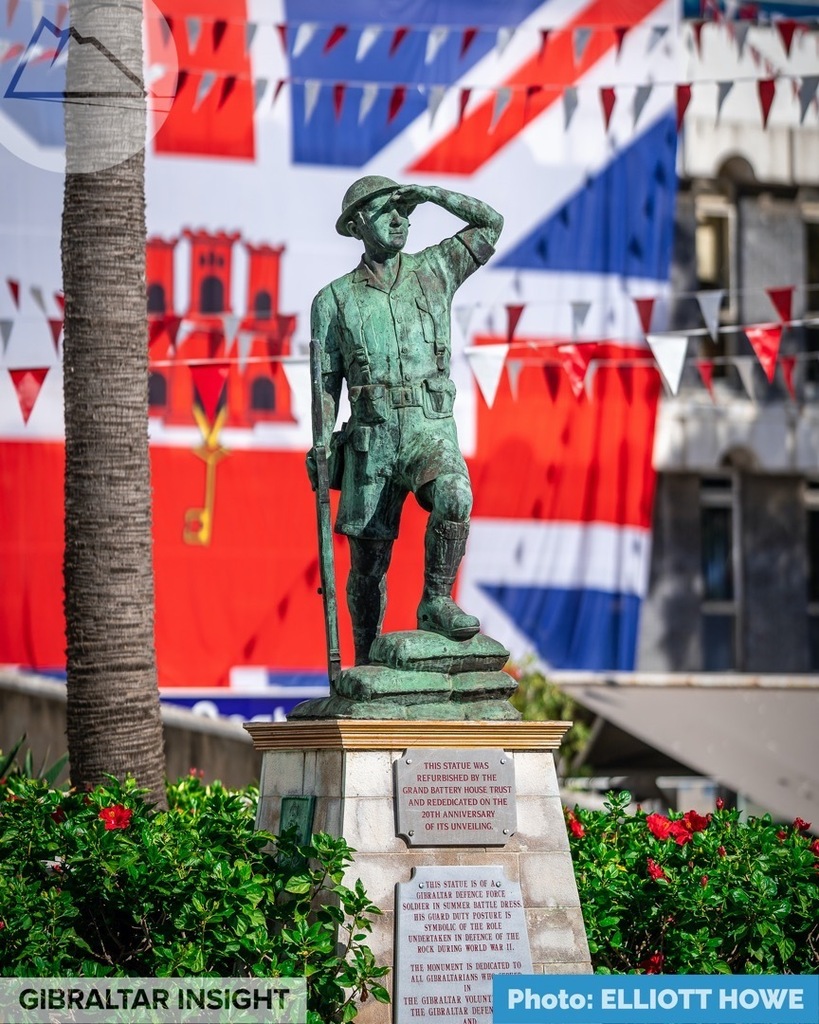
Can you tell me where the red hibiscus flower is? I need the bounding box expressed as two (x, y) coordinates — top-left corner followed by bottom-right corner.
(793, 817), (812, 832)
(809, 839), (819, 856)
(683, 810), (710, 833)
(718, 846), (726, 857)
(646, 813), (673, 840)
(640, 952), (665, 974)
(98, 805), (133, 831)
(566, 810), (585, 838)
(700, 875), (708, 887)
(777, 830), (787, 841)
(50, 807), (66, 824)
(646, 858), (668, 881)
(715, 797), (724, 810)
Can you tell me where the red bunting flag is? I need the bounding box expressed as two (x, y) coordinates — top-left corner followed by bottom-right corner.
(6, 278), (19, 307)
(333, 82), (345, 119)
(212, 19), (227, 51)
(600, 86), (616, 129)
(6, 0), (19, 25)
(614, 26), (628, 56)
(557, 343), (596, 399)
(543, 364), (561, 401)
(538, 29), (550, 62)
(55, 2), (67, 27)
(458, 87), (472, 124)
(505, 304), (524, 343)
(766, 285), (793, 323)
(47, 318), (63, 350)
(218, 76), (237, 109)
(633, 296), (655, 335)
(164, 315), (182, 347)
(758, 78), (776, 128)
(745, 324), (782, 382)
(10, 367), (49, 425)
(696, 359), (715, 400)
(53, 291), (65, 313)
(324, 25), (347, 53)
(275, 23), (288, 53)
(389, 26), (409, 57)
(272, 79), (287, 106)
(692, 20), (704, 56)
(524, 84), (540, 117)
(387, 85), (406, 123)
(780, 355), (796, 400)
(775, 19), (798, 57)
(460, 27), (478, 60)
(676, 83), (692, 131)
(190, 361), (230, 422)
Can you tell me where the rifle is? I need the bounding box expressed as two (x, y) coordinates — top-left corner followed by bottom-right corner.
(309, 338), (342, 687)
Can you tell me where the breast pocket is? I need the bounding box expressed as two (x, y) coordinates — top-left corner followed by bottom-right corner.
(422, 377), (456, 419)
(416, 296), (437, 346)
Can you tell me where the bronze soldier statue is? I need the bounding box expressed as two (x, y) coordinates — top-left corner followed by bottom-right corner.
(308, 176), (503, 666)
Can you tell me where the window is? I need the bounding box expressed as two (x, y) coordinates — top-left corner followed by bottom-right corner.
(148, 372), (167, 409)
(199, 275), (224, 314)
(250, 376), (276, 412)
(147, 283), (166, 314)
(803, 207), (819, 387)
(694, 195), (737, 368)
(700, 474), (740, 670)
(253, 290), (273, 319)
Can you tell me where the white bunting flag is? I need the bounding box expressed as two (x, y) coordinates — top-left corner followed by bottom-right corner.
(495, 26), (514, 57)
(506, 358), (524, 400)
(490, 87), (512, 131)
(733, 22), (750, 57)
(358, 82), (379, 123)
(245, 21), (258, 54)
(573, 27), (591, 65)
(716, 80), (733, 120)
(193, 71), (217, 112)
(222, 314), (242, 348)
(281, 356), (311, 415)
(454, 305), (474, 341)
(293, 23), (317, 58)
(632, 83), (652, 127)
(0, 319), (12, 353)
(696, 290), (724, 342)
(425, 26), (448, 64)
(29, 285), (47, 314)
(426, 84), (447, 126)
(563, 86), (579, 129)
(734, 355), (758, 401)
(799, 76), (819, 124)
(570, 299), (591, 338)
(467, 343), (509, 409)
(186, 16), (202, 53)
(254, 78), (268, 110)
(584, 360), (599, 401)
(646, 332), (688, 395)
(356, 25), (380, 62)
(304, 80), (321, 123)
(175, 320), (197, 347)
(647, 25), (667, 53)
(236, 331), (255, 371)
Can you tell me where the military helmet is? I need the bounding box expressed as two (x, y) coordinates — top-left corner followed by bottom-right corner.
(335, 175), (401, 237)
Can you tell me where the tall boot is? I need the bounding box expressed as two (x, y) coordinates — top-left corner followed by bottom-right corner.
(347, 571), (386, 665)
(417, 518), (480, 641)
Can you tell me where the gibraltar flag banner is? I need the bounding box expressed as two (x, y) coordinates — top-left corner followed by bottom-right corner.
(0, 0), (678, 718)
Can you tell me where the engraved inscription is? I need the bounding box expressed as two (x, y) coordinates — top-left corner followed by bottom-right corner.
(395, 866), (532, 1023)
(395, 748), (516, 846)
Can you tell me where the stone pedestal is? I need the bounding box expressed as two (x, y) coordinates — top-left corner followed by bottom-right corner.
(246, 720), (592, 1024)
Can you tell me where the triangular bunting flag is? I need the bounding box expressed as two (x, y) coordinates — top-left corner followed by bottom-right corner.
(466, 343), (509, 408)
(0, 319), (12, 352)
(454, 305), (473, 341)
(212, 19), (227, 52)
(716, 80), (733, 120)
(780, 355), (797, 400)
(356, 25), (380, 61)
(646, 332), (688, 395)
(304, 80), (321, 123)
(163, 315), (182, 348)
(538, 29), (550, 62)
(571, 300), (591, 338)
(614, 25), (628, 56)
(691, 21), (704, 56)
(245, 21), (257, 54)
(676, 83), (692, 130)
(193, 71), (217, 111)
(766, 285), (794, 323)
(389, 26), (409, 57)
(236, 330), (254, 372)
(29, 285), (46, 314)
(696, 289), (724, 342)
(490, 87), (512, 131)
(185, 15), (201, 53)
(333, 82), (346, 119)
(633, 295), (655, 334)
(280, 357), (311, 408)
(734, 356), (757, 400)
(557, 344), (595, 399)
(563, 86), (578, 130)
(6, 278), (19, 307)
(696, 359), (715, 400)
(175, 319), (197, 347)
(272, 79), (287, 108)
(47, 318), (63, 350)
(573, 26), (591, 65)
(799, 76), (819, 124)
(222, 313), (241, 347)
(53, 291), (65, 313)
(359, 82), (379, 123)
(584, 360), (599, 401)
(524, 84), (540, 118)
(254, 77), (268, 110)
(425, 26), (447, 64)
(776, 19), (798, 57)
(495, 26), (514, 57)
(293, 23), (317, 58)
(633, 83), (652, 127)
(647, 25), (667, 52)
(460, 27), (477, 60)
(506, 358), (524, 400)
(458, 87), (472, 124)
(600, 86), (616, 130)
(323, 24), (347, 53)
(505, 304), (524, 343)
(9, 367), (49, 424)
(758, 78), (776, 128)
(746, 323), (782, 382)
(190, 362), (229, 422)
(159, 14), (173, 47)
(387, 85), (406, 123)
(275, 23), (287, 54)
(218, 75), (236, 109)
(734, 22), (750, 57)
(542, 363), (562, 401)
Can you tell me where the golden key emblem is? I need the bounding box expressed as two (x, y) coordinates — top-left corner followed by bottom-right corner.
(183, 406), (230, 546)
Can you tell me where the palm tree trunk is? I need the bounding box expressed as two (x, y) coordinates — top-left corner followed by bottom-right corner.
(61, 0), (166, 804)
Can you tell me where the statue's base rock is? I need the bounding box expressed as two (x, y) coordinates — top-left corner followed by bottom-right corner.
(289, 630), (520, 720)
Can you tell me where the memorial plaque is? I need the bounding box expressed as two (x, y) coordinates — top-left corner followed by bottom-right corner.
(395, 865), (532, 1023)
(394, 748), (516, 846)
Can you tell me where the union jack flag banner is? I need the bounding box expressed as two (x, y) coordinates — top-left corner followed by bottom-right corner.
(0, 0), (679, 713)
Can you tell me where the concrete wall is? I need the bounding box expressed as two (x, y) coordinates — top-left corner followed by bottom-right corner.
(0, 669), (261, 788)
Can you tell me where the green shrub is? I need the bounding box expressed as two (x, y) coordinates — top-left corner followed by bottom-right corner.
(509, 664), (592, 773)
(0, 773), (388, 1023)
(567, 790), (819, 974)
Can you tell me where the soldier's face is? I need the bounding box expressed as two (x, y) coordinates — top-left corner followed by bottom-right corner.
(354, 196), (410, 254)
